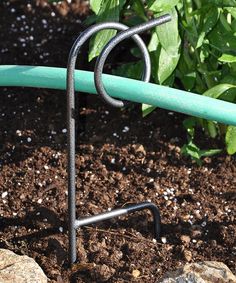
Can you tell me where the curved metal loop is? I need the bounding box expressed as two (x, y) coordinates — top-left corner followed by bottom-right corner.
(94, 14), (172, 108)
(67, 22), (152, 108)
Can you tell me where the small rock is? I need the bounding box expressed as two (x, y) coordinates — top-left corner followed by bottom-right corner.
(194, 210), (201, 219)
(0, 249), (47, 283)
(180, 235), (191, 244)
(183, 249), (192, 262)
(209, 239), (217, 248)
(110, 250), (123, 262)
(71, 262), (95, 272)
(191, 228), (202, 239)
(93, 264), (115, 282)
(181, 214), (190, 222)
(154, 182), (160, 190)
(132, 269), (141, 278)
(133, 144), (146, 156)
(158, 261), (236, 282)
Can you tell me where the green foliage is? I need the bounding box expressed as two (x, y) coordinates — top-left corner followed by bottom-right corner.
(87, 0), (236, 161)
(147, 0), (180, 13)
(90, 0), (103, 14)
(225, 125), (236, 154)
(149, 8), (181, 84)
(181, 117), (222, 164)
(181, 141), (222, 165)
(88, 0), (122, 62)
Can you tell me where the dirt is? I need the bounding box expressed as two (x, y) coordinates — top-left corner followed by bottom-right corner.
(0, 1), (235, 282)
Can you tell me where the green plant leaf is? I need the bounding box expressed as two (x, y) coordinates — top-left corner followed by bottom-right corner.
(89, 0), (120, 61)
(155, 9), (181, 55)
(207, 121), (218, 138)
(148, 29), (159, 52)
(158, 47), (180, 84)
(199, 148), (222, 157)
(149, 9), (180, 84)
(231, 18), (236, 31)
(208, 19), (236, 53)
(196, 6), (220, 48)
(206, 0), (236, 7)
(203, 84), (236, 98)
(183, 117), (197, 138)
(181, 141), (201, 160)
(112, 61), (142, 79)
(220, 74), (236, 101)
(226, 125), (236, 154)
(219, 53), (236, 62)
(90, 0), (103, 14)
(180, 71), (196, 91)
(220, 13), (232, 31)
(83, 14), (97, 25)
(147, 0), (179, 13)
(226, 7), (236, 18)
(221, 74), (236, 85)
(181, 140), (221, 164)
(132, 0), (147, 20)
(142, 104), (156, 117)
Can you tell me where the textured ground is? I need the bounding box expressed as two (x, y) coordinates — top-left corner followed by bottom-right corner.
(0, 1), (235, 282)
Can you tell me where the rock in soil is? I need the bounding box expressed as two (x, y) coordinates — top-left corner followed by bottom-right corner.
(182, 249), (192, 262)
(91, 264), (115, 282)
(158, 261), (236, 283)
(180, 235), (191, 245)
(0, 249), (48, 283)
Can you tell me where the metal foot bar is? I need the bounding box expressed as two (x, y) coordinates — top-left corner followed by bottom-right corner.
(74, 202), (161, 239)
(67, 16), (170, 265)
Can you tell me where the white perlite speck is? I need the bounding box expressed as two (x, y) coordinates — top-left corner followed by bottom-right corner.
(2, 191), (8, 198)
(16, 130), (22, 136)
(122, 126), (130, 133)
(161, 237), (167, 244)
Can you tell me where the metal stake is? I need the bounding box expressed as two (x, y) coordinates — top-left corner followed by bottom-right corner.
(66, 15), (171, 265)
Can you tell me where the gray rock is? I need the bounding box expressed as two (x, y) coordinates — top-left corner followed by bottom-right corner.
(158, 261), (236, 283)
(0, 249), (47, 283)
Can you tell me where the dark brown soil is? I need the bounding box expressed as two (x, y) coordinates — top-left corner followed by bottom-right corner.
(0, 1), (235, 282)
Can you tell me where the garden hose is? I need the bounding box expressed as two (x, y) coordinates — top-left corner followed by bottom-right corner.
(0, 65), (236, 126)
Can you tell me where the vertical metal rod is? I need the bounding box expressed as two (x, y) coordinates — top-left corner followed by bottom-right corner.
(66, 55), (77, 264)
(66, 22), (152, 265)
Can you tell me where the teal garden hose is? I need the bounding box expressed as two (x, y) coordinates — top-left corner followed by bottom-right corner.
(0, 64), (236, 126)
